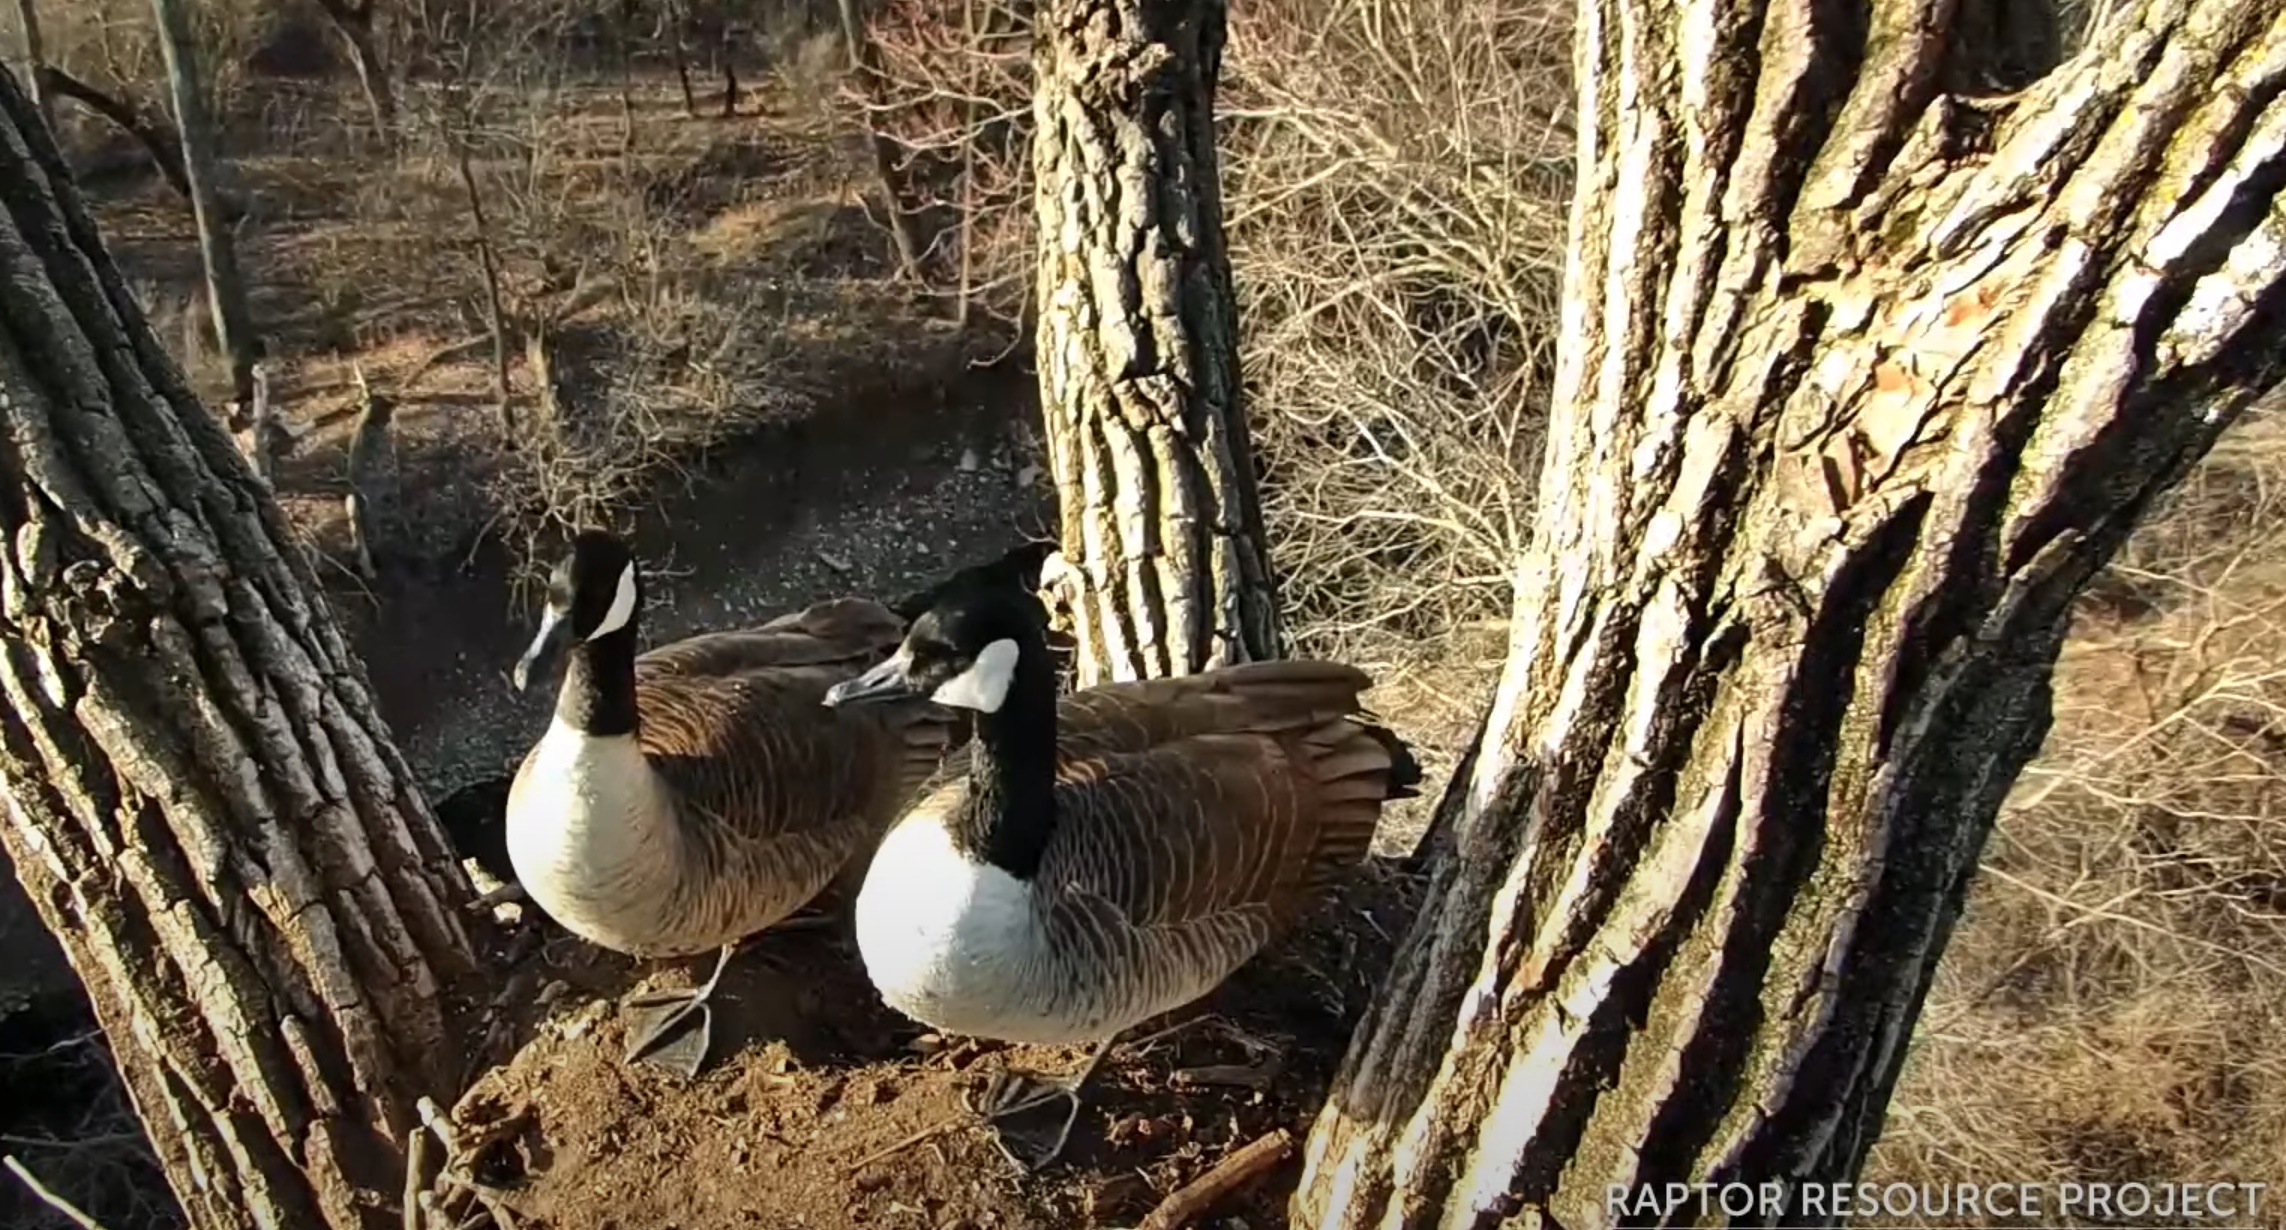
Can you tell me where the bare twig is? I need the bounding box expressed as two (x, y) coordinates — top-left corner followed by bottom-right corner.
(1133, 1129), (1294, 1230)
(4, 1155), (112, 1230)
(841, 1113), (974, 1176)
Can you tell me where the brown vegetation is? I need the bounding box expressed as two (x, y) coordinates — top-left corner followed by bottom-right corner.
(1, 0), (2281, 1227)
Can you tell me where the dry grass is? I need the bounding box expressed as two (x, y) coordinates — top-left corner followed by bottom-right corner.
(1866, 408), (2286, 1214)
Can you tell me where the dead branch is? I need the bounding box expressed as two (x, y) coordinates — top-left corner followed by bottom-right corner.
(449, 136), (515, 436)
(1135, 1129), (1293, 1230)
(837, 0), (925, 279)
(33, 65), (190, 200)
(3, 1155), (113, 1230)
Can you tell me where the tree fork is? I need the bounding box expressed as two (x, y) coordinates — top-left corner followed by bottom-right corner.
(1032, 0), (1281, 685)
(1293, 0), (2286, 1226)
(0, 66), (478, 1230)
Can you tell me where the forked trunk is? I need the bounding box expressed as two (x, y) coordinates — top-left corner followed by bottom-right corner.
(1030, 0), (1281, 686)
(1291, 1), (2286, 1227)
(0, 66), (478, 1230)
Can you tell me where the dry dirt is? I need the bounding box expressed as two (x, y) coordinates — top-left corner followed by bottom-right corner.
(428, 864), (1421, 1230)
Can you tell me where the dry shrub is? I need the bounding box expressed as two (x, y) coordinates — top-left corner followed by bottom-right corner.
(857, 0), (1574, 814)
(1219, 0), (1573, 844)
(370, 31), (806, 575)
(19, 0), (279, 128)
(1868, 406), (2286, 1206)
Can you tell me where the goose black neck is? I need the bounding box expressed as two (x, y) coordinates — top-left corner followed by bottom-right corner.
(950, 638), (1060, 880)
(557, 626), (639, 737)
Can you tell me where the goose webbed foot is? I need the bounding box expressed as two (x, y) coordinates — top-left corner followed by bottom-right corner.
(964, 1037), (1116, 1172)
(621, 943), (738, 1079)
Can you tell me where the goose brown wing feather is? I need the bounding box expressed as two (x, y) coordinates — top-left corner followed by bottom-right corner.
(1052, 660), (1377, 759)
(633, 596), (961, 851)
(636, 597), (908, 678)
(1040, 713), (1398, 936)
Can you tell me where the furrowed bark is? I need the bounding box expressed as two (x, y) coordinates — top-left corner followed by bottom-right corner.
(1032, 0), (1282, 685)
(1293, 1), (2286, 1227)
(0, 64), (478, 1230)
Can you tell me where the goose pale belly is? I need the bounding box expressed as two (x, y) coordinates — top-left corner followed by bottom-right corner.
(853, 816), (1243, 1044)
(507, 722), (817, 959)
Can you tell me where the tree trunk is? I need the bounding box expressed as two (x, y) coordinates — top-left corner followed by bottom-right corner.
(1291, 1), (2286, 1227)
(1031, 0), (1280, 686)
(10, 0), (50, 135)
(837, 0), (925, 281)
(313, 0), (397, 143)
(0, 64), (479, 1230)
(149, 0), (260, 411)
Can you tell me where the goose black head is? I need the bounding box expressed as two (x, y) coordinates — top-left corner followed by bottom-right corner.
(512, 529), (641, 693)
(825, 570), (1046, 715)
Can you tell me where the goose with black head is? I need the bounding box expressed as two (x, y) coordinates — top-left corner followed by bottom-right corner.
(823, 567), (1421, 1168)
(505, 529), (966, 1078)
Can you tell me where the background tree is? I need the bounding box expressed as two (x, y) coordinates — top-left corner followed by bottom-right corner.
(8, 0), (47, 134)
(0, 63), (478, 1230)
(149, 0), (260, 413)
(311, 0), (397, 142)
(1031, 0), (1280, 686)
(1290, 0), (2286, 1226)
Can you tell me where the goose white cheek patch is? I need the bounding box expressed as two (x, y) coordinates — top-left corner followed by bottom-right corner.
(931, 638), (1019, 713)
(588, 561), (639, 641)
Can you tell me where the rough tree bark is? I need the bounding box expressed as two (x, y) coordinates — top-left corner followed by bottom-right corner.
(312, 0), (398, 142)
(1032, 0), (1281, 686)
(1291, 2), (2286, 1228)
(0, 65), (479, 1230)
(149, 0), (260, 412)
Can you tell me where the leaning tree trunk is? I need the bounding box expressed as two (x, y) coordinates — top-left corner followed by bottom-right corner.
(313, 0), (398, 143)
(149, 0), (260, 411)
(10, 0), (50, 135)
(1292, 1), (2286, 1227)
(1031, 0), (1280, 685)
(0, 65), (478, 1230)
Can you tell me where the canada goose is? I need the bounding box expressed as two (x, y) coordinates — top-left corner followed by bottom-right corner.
(505, 529), (969, 1077)
(822, 568), (1420, 1168)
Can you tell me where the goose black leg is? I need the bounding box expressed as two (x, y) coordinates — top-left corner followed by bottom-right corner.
(621, 942), (738, 1078)
(966, 1036), (1118, 1172)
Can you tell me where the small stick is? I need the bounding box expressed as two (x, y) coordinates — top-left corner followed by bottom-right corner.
(1134, 1129), (1294, 1230)
(418, 1096), (463, 1161)
(842, 1114), (970, 1176)
(436, 1171), (521, 1230)
(1171, 1061), (1281, 1091)
(3, 1155), (112, 1230)
(402, 1125), (430, 1230)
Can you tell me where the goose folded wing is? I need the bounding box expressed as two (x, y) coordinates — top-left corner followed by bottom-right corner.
(636, 672), (942, 849)
(1052, 661), (1378, 760)
(637, 598), (907, 679)
(1041, 727), (1381, 937)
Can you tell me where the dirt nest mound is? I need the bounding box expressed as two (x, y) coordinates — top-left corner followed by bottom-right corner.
(434, 866), (1421, 1229)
